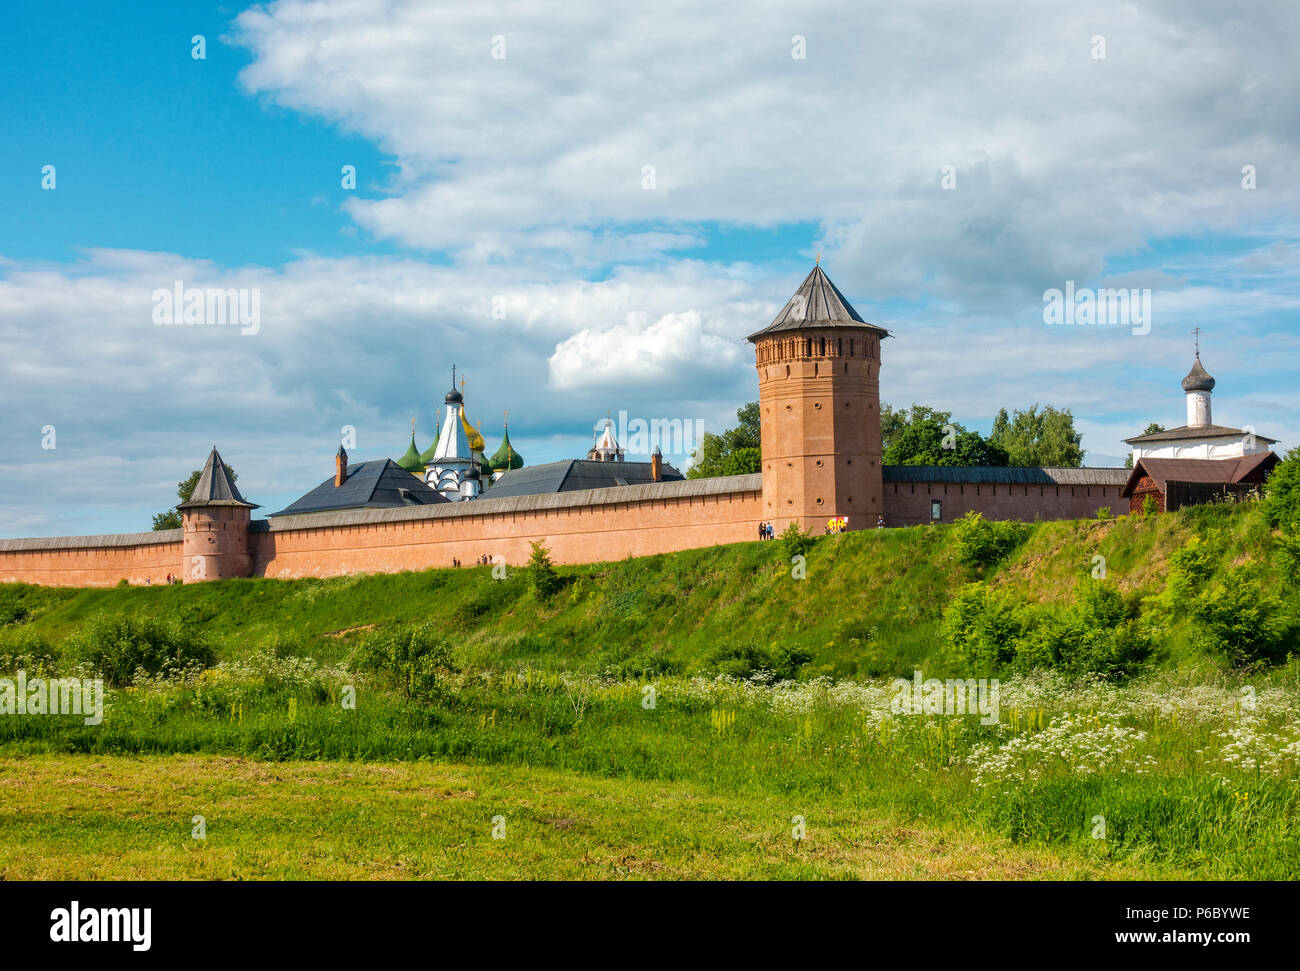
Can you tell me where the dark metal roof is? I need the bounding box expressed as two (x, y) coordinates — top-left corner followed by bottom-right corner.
(485, 459), (684, 500)
(178, 448), (257, 508)
(747, 265), (889, 341)
(1181, 356), (1216, 393)
(883, 465), (1129, 486)
(1122, 452), (1279, 496)
(258, 473), (760, 533)
(268, 459), (448, 517)
(1124, 424), (1277, 445)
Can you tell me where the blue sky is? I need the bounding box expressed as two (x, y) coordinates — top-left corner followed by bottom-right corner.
(2, 0), (1298, 536)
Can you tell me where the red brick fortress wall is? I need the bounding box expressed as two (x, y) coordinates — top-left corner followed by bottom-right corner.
(883, 472), (1128, 526)
(253, 476), (763, 578)
(0, 478), (763, 586)
(0, 531), (184, 587)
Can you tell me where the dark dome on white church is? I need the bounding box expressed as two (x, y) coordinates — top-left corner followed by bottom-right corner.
(1181, 356), (1215, 393)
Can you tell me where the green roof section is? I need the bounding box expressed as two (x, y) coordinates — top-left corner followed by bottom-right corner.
(489, 425), (525, 472)
(397, 434), (425, 474)
(418, 429), (440, 465)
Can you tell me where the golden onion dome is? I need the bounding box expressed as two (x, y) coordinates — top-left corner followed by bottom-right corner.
(461, 414), (485, 452)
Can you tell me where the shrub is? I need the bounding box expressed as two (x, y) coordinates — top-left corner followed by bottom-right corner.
(61, 614), (215, 686)
(1164, 536), (1216, 609)
(708, 643), (812, 681)
(939, 583), (1023, 671)
(779, 522), (815, 562)
(525, 541), (561, 600)
(1262, 447), (1300, 532)
(0, 626), (59, 676)
(939, 579), (1151, 680)
(1274, 531), (1300, 587)
(1142, 494), (1159, 517)
(1096, 506), (1112, 520)
(353, 622), (455, 701)
(953, 511), (1029, 569)
(1059, 580), (1151, 679)
(1190, 567), (1289, 667)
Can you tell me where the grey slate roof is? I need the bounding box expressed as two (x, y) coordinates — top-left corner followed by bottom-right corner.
(747, 265), (889, 341)
(883, 465), (1130, 486)
(257, 473), (759, 533)
(1124, 424), (1277, 445)
(485, 459), (684, 500)
(0, 529), (182, 552)
(178, 448), (256, 508)
(1, 476), (761, 549)
(268, 459), (449, 517)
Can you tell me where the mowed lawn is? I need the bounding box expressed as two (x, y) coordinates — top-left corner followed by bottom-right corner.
(0, 755), (1159, 880)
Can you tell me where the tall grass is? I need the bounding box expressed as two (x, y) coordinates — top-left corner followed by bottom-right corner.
(2, 658), (1297, 878)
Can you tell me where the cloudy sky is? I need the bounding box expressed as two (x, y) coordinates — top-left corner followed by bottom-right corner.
(2, 0), (1298, 537)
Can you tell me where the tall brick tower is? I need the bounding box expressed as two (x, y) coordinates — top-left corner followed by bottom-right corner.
(748, 264), (889, 533)
(179, 448), (257, 582)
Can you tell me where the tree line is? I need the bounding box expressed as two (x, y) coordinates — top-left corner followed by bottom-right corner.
(688, 401), (1087, 477)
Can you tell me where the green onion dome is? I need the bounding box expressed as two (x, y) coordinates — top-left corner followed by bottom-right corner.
(418, 430), (440, 466)
(397, 434), (425, 474)
(489, 425), (525, 472)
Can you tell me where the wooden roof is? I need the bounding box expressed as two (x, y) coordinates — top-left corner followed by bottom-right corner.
(1121, 452), (1278, 497)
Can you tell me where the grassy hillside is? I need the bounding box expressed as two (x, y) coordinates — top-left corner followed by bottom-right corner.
(0, 500), (1285, 680)
(3, 500), (1299, 880)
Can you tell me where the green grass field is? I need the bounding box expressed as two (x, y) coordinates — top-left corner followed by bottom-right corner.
(1, 500), (1297, 880)
(1, 755), (1164, 880)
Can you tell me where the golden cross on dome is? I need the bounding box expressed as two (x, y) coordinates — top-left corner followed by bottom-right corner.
(410, 416), (415, 434)
(816, 252), (820, 265)
(503, 409), (509, 427)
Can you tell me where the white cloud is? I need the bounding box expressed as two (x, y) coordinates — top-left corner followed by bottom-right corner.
(5, 0), (1300, 535)
(230, 0), (1300, 301)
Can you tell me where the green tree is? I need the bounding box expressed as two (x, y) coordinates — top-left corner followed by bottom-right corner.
(525, 541), (561, 599)
(989, 405), (1083, 467)
(688, 402), (762, 478)
(1262, 447), (1300, 532)
(152, 465), (237, 531)
(881, 404), (1008, 467)
(354, 622), (454, 701)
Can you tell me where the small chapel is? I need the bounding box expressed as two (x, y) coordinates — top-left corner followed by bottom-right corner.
(1120, 347), (1280, 514)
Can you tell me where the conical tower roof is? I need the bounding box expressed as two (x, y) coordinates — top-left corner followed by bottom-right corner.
(178, 448), (257, 508)
(747, 264), (889, 341)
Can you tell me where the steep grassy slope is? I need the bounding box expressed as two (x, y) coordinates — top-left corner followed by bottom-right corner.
(2, 502), (1281, 678)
